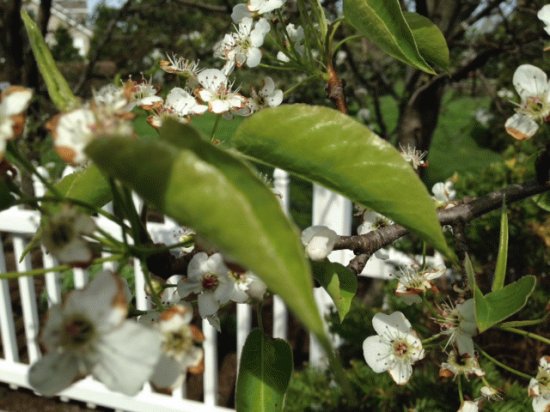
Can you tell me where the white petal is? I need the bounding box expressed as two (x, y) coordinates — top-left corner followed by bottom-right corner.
(92, 321), (162, 396)
(539, 5), (550, 26)
(458, 400), (479, 412)
(150, 354), (182, 389)
(64, 272), (127, 332)
(372, 311), (412, 338)
(177, 278), (202, 298)
(512, 64), (549, 101)
(505, 113), (539, 140)
(362, 335), (391, 373)
(197, 69), (227, 92)
(2, 87), (33, 116)
(276, 51), (290, 63)
(246, 48), (262, 68)
(210, 99), (230, 114)
(266, 90), (283, 107)
(387, 359), (413, 385)
(28, 352), (82, 396)
(456, 333), (475, 357)
(198, 292), (219, 317)
(187, 252), (209, 279)
(532, 396), (550, 412)
(231, 4), (251, 23)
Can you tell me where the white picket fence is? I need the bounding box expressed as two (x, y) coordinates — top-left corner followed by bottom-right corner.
(0, 167), (438, 411)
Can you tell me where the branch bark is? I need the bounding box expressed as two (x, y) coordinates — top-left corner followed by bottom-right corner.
(334, 180), (550, 272)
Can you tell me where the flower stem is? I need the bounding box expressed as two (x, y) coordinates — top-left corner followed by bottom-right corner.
(477, 346), (531, 380)
(256, 302), (264, 332)
(421, 332), (445, 345)
(499, 314), (549, 328)
(498, 326), (550, 345)
(457, 375), (464, 403)
(210, 115), (221, 142)
(0, 255), (123, 279)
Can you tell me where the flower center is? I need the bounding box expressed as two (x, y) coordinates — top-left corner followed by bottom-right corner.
(202, 273), (219, 291)
(61, 315), (96, 349)
(164, 327), (193, 356)
(392, 340), (409, 357)
(50, 223), (73, 246)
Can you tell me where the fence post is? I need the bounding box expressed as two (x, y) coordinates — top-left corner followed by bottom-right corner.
(309, 185), (353, 367)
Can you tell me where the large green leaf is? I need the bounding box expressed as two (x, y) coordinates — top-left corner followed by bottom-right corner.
(404, 12), (449, 71)
(236, 329), (293, 412)
(54, 165), (111, 208)
(477, 276), (537, 333)
(86, 122), (330, 350)
(311, 261), (357, 322)
(21, 11), (78, 111)
(491, 204), (508, 291)
(344, 0), (435, 74)
(232, 105), (450, 257)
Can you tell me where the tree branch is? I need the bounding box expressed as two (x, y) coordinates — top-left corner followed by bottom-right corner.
(334, 180), (550, 272)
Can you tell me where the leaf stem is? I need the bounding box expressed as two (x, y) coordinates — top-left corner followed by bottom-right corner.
(498, 326), (550, 345)
(477, 346), (531, 380)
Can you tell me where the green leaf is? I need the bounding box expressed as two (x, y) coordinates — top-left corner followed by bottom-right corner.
(54, 165), (111, 208)
(533, 192), (550, 212)
(311, 0), (328, 43)
(477, 276), (537, 333)
(232, 105), (450, 257)
(403, 12), (449, 71)
(86, 122), (330, 350)
(0, 179), (15, 212)
(465, 254), (536, 333)
(236, 329), (293, 412)
(344, 0), (435, 74)
(492, 203), (508, 291)
(311, 261), (357, 322)
(21, 10), (78, 111)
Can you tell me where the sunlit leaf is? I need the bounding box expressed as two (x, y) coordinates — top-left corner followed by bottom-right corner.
(344, 0), (435, 74)
(232, 105), (450, 257)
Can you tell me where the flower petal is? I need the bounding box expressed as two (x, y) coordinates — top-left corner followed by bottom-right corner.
(92, 321), (162, 396)
(387, 359), (413, 385)
(2, 87), (33, 116)
(150, 354), (183, 390)
(28, 352), (82, 396)
(505, 113), (539, 140)
(512, 64), (549, 101)
(362, 335), (392, 373)
(372, 311), (412, 337)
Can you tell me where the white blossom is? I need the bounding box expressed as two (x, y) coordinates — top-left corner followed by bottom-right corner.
(165, 87), (208, 120)
(400, 144), (428, 170)
(432, 180), (456, 206)
(457, 400), (479, 412)
(480, 385), (502, 401)
(42, 206), (96, 266)
(177, 252), (234, 319)
(439, 350), (484, 379)
(124, 78), (163, 110)
(196, 69), (247, 114)
(357, 210), (393, 260)
(160, 55), (201, 88)
(249, 0), (286, 14)
(301, 225), (338, 261)
(393, 265), (445, 305)
(214, 17), (270, 70)
(505, 64), (550, 140)
(0, 86), (32, 157)
(538, 5), (550, 36)
(28, 272), (162, 396)
(362, 311), (424, 385)
(529, 356), (550, 412)
(147, 304), (204, 390)
(437, 299), (477, 357)
(277, 23), (305, 62)
(248, 77), (283, 112)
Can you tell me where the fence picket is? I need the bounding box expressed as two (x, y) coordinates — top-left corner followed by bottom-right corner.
(12, 235), (41, 363)
(0, 239), (19, 363)
(202, 319), (218, 406)
(42, 246), (61, 306)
